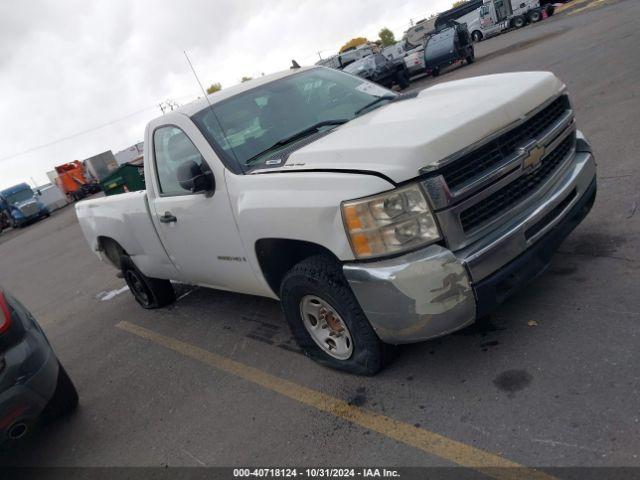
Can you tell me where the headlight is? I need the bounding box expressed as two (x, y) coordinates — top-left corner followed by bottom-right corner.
(341, 184), (441, 259)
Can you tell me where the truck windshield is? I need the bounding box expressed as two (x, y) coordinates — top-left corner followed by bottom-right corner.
(191, 68), (396, 172)
(5, 189), (34, 205)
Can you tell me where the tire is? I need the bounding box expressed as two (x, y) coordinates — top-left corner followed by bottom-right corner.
(120, 255), (175, 309)
(528, 9), (542, 23)
(513, 15), (526, 28)
(472, 30), (483, 42)
(431, 67), (440, 77)
(42, 362), (78, 422)
(395, 69), (410, 89)
(280, 255), (392, 375)
(466, 48), (475, 64)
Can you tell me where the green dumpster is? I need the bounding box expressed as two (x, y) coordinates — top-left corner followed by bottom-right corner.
(100, 163), (145, 196)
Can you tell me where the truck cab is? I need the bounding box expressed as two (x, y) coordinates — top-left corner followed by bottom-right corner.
(0, 183), (49, 229)
(479, 0), (543, 38)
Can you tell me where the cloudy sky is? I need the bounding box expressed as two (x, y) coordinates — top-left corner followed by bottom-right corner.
(0, 0), (451, 189)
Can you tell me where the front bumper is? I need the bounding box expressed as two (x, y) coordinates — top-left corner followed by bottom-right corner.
(344, 148), (596, 344)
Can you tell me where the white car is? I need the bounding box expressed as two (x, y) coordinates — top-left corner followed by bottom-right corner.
(77, 66), (596, 375)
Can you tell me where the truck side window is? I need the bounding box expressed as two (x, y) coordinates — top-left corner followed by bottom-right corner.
(153, 126), (207, 196)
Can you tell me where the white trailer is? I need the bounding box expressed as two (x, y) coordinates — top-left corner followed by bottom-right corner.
(35, 183), (68, 212)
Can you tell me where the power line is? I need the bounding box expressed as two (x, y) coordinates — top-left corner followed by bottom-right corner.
(0, 93), (198, 163)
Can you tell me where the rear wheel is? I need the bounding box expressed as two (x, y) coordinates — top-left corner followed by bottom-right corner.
(280, 255), (392, 375)
(431, 67), (440, 77)
(528, 9), (542, 22)
(42, 363), (78, 423)
(466, 49), (475, 64)
(513, 15), (526, 28)
(121, 255), (175, 309)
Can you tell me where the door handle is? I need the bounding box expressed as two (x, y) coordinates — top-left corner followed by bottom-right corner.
(159, 211), (177, 224)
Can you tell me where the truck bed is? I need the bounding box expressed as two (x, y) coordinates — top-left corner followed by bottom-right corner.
(75, 192), (178, 280)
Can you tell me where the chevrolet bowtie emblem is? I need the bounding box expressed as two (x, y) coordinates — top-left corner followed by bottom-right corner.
(523, 144), (545, 171)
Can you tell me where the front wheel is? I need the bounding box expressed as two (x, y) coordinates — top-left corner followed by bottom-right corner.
(472, 30), (483, 42)
(280, 255), (390, 375)
(121, 255), (175, 309)
(395, 69), (410, 89)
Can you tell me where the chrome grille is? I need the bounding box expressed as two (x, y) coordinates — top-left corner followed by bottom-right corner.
(424, 92), (578, 251)
(460, 133), (575, 233)
(439, 95), (570, 189)
(20, 202), (39, 217)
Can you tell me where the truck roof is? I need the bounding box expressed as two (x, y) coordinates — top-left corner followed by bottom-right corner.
(172, 66), (318, 118)
(0, 183), (31, 196)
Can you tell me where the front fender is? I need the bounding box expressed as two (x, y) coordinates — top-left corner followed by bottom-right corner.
(10, 207), (24, 220)
(226, 170), (395, 273)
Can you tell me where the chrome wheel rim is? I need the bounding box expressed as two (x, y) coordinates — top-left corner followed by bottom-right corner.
(299, 295), (353, 360)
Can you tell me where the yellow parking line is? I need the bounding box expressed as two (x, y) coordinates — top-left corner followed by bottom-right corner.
(116, 321), (555, 480)
(567, 0), (609, 15)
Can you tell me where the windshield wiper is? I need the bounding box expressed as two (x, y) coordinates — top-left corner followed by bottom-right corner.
(246, 119), (348, 165)
(272, 119), (349, 147)
(354, 95), (396, 116)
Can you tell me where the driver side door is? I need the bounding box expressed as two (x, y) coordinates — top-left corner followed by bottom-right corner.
(148, 121), (258, 293)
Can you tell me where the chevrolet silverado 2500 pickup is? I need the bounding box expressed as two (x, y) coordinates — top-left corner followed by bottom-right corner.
(77, 66), (596, 374)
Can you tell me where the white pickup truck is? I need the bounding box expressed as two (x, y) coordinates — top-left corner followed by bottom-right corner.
(77, 66), (596, 374)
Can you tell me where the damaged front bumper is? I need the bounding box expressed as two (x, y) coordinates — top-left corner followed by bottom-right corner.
(343, 145), (597, 344)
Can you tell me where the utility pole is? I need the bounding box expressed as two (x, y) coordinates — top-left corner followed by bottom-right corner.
(158, 99), (180, 115)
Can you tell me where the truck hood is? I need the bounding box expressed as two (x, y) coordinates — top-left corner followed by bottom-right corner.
(255, 72), (565, 184)
(13, 198), (38, 210)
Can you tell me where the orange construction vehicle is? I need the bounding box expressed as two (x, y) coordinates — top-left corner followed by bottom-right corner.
(54, 161), (101, 202)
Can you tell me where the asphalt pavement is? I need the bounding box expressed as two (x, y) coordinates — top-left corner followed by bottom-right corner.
(0, 0), (638, 474)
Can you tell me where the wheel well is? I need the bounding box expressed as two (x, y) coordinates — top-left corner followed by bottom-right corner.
(255, 239), (338, 297)
(97, 236), (127, 269)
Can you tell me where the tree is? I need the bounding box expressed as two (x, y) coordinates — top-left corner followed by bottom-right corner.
(378, 27), (396, 47)
(206, 82), (222, 94)
(240, 76), (253, 83)
(339, 37), (369, 53)
(452, 0), (468, 6)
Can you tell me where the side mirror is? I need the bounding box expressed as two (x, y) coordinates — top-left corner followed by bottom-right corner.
(176, 159), (215, 195)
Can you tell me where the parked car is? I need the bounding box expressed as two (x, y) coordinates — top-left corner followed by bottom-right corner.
(76, 66), (597, 375)
(0, 183), (50, 229)
(424, 23), (475, 76)
(343, 54), (411, 89)
(0, 288), (78, 443)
